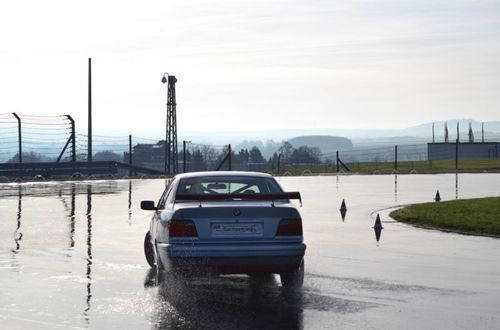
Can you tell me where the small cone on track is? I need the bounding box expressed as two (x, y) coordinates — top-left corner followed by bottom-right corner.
(435, 190), (441, 202)
(373, 214), (383, 242)
(340, 199), (347, 221)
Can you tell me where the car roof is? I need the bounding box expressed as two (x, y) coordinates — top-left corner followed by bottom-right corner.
(173, 171), (274, 180)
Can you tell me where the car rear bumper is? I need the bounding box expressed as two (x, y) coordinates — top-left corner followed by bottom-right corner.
(157, 242), (306, 274)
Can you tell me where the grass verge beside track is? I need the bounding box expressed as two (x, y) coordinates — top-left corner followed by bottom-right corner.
(390, 197), (500, 237)
(274, 158), (500, 175)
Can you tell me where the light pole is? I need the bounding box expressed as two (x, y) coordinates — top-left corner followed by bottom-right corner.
(162, 72), (169, 174)
(161, 72), (178, 175)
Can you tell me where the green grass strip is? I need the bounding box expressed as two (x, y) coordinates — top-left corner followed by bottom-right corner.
(271, 158), (500, 175)
(390, 197), (500, 237)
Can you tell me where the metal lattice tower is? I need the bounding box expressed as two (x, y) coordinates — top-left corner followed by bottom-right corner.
(162, 74), (178, 174)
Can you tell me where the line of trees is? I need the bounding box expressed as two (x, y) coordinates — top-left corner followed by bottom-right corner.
(5, 142), (324, 171)
(182, 142), (323, 171)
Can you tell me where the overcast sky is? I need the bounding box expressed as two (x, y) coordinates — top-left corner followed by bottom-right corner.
(1, 0), (499, 138)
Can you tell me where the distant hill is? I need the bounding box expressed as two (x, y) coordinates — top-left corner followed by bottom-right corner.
(179, 119), (500, 144)
(288, 135), (352, 155)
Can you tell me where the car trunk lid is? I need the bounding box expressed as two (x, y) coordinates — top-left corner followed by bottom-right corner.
(173, 201), (301, 241)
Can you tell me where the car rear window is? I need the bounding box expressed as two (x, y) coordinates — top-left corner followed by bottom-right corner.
(177, 176), (282, 195)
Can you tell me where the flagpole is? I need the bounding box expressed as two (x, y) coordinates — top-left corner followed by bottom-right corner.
(445, 122), (449, 143)
(482, 122), (484, 143)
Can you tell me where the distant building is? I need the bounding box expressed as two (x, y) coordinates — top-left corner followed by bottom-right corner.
(124, 142), (166, 171)
(428, 142), (499, 160)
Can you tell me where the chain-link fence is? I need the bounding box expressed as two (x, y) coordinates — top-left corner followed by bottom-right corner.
(0, 113), (74, 163)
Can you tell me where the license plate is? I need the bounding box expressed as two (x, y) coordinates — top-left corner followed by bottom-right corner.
(211, 223), (263, 236)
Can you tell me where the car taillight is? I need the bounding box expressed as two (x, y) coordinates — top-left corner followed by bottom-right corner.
(168, 220), (198, 237)
(276, 218), (303, 236)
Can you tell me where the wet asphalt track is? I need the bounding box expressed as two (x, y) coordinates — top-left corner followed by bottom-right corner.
(1, 174), (500, 329)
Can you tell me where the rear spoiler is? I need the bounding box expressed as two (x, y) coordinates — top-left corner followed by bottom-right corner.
(175, 192), (302, 207)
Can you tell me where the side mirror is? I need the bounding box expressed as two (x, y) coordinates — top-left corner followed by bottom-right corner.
(141, 200), (157, 210)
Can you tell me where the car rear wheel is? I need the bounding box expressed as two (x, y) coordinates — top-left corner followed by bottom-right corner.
(280, 259), (304, 289)
(144, 231), (155, 268)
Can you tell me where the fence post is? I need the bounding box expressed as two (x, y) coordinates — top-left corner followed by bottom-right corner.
(336, 151), (339, 173)
(183, 140), (187, 173)
(394, 145), (398, 171)
(228, 144), (232, 171)
(277, 154), (281, 176)
(66, 115), (76, 162)
(129, 135), (132, 176)
(455, 139), (459, 170)
(56, 118), (75, 163)
(12, 113), (22, 163)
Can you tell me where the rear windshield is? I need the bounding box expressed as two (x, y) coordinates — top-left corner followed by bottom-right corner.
(177, 176), (282, 195)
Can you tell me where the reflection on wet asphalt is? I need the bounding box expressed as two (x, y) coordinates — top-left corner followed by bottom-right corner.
(13, 185), (22, 253)
(148, 272), (305, 330)
(144, 270), (387, 330)
(1, 174), (500, 329)
(85, 185), (93, 323)
(58, 183), (76, 248)
(143, 268), (462, 330)
(0, 180), (121, 198)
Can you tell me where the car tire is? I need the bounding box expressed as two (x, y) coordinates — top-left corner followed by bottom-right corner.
(144, 231), (155, 268)
(280, 259), (304, 289)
